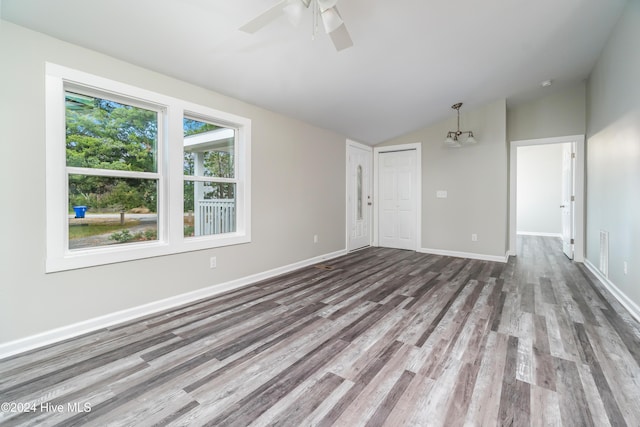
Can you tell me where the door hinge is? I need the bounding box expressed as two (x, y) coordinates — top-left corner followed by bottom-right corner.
(571, 238), (575, 244)
(571, 152), (576, 159)
(571, 195), (575, 202)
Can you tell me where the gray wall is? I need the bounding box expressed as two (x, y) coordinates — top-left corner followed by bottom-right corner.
(586, 0), (640, 306)
(508, 83), (586, 142)
(516, 144), (565, 235)
(377, 100), (508, 258)
(0, 21), (346, 344)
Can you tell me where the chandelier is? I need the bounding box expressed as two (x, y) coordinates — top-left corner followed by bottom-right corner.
(444, 103), (477, 147)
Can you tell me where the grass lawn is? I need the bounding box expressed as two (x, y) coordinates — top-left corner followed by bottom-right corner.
(69, 220), (141, 239)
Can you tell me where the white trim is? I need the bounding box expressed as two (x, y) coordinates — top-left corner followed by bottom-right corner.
(419, 247), (509, 263)
(516, 231), (563, 238)
(45, 63), (252, 272)
(346, 139), (372, 151)
(373, 143), (422, 250)
(183, 176), (237, 184)
(66, 167), (161, 180)
(345, 139), (373, 252)
(0, 249), (347, 360)
(509, 135), (585, 262)
(584, 259), (640, 323)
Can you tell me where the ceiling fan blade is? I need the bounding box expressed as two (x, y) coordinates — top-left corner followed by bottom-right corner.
(329, 23), (353, 51)
(321, 7), (343, 34)
(317, 0), (338, 10)
(239, 0), (288, 34)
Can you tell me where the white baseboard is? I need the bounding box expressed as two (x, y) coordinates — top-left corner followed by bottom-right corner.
(418, 248), (509, 263)
(0, 249), (347, 360)
(584, 259), (640, 323)
(517, 231), (562, 238)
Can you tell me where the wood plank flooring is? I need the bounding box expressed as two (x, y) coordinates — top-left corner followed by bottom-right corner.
(2, 236), (640, 426)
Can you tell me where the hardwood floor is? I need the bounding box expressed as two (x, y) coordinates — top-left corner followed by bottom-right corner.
(1, 236), (640, 426)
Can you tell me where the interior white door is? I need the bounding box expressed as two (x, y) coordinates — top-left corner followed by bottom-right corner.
(561, 143), (575, 259)
(347, 144), (372, 251)
(378, 150), (416, 250)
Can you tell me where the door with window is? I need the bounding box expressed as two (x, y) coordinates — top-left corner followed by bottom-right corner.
(347, 143), (372, 251)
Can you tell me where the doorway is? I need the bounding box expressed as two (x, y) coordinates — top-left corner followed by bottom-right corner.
(374, 143), (421, 251)
(346, 140), (372, 251)
(509, 135), (585, 261)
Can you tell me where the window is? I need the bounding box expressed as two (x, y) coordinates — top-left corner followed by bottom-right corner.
(65, 91), (161, 250)
(46, 64), (251, 272)
(183, 118), (236, 238)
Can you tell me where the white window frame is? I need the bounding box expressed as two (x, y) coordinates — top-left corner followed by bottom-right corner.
(182, 114), (239, 239)
(45, 63), (251, 272)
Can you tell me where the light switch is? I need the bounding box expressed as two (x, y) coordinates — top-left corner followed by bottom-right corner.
(436, 190), (448, 198)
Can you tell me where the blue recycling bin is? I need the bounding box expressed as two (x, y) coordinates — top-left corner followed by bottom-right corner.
(73, 206), (87, 218)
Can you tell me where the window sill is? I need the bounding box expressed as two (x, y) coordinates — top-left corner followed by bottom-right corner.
(46, 233), (251, 273)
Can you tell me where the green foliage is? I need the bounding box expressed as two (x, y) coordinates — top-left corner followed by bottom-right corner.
(66, 95), (157, 172)
(68, 175), (156, 212)
(109, 229), (134, 243)
(143, 229), (156, 240)
(66, 97), (236, 214)
(69, 221), (139, 239)
(103, 180), (155, 211)
(109, 229), (157, 243)
(66, 92), (158, 212)
(184, 181), (195, 213)
(183, 118), (219, 137)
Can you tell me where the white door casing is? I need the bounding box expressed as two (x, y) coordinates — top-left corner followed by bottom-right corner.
(377, 149), (418, 250)
(561, 143), (575, 259)
(508, 135), (585, 262)
(347, 141), (372, 251)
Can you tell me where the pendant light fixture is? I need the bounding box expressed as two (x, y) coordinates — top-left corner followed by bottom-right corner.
(444, 103), (477, 147)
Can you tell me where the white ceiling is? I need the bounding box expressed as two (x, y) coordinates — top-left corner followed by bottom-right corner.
(1, 0), (628, 144)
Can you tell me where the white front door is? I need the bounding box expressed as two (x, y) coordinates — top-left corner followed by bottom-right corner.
(561, 143), (575, 259)
(378, 150), (417, 250)
(347, 143), (372, 251)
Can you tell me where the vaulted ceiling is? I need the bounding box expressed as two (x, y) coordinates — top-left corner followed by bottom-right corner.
(1, 0), (628, 144)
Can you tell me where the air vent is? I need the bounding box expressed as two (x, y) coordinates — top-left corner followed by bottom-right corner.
(599, 230), (609, 278)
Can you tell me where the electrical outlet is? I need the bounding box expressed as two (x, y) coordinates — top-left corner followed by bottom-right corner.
(313, 235), (318, 244)
(471, 234), (478, 242)
(624, 261), (628, 275)
(210, 256), (217, 269)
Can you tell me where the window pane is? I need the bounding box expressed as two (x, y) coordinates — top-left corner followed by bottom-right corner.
(184, 181), (236, 237)
(66, 91), (158, 173)
(183, 117), (235, 178)
(68, 175), (158, 250)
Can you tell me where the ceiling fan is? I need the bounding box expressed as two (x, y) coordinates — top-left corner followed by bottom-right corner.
(239, 0), (353, 52)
